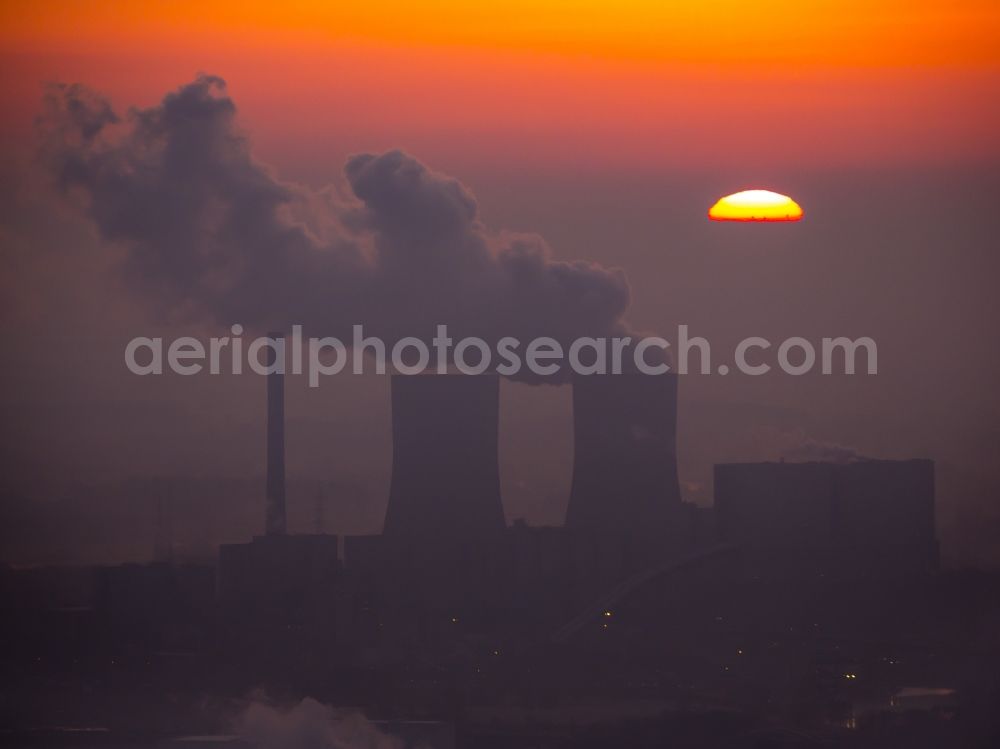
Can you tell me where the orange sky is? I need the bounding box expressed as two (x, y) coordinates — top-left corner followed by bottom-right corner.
(1, 1), (998, 172)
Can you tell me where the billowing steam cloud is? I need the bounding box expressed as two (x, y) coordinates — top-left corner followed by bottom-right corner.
(38, 75), (634, 377)
(235, 697), (403, 749)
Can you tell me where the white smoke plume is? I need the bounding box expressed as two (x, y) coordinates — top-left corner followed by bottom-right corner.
(234, 697), (404, 749)
(781, 430), (870, 464)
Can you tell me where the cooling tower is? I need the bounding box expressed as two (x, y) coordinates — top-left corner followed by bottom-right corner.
(566, 372), (681, 533)
(384, 374), (506, 539)
(265, 333), (286, 536)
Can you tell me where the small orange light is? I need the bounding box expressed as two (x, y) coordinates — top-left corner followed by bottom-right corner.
(709, 189), (803, 222)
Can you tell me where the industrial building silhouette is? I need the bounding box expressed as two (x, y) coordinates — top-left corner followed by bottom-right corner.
(384, 374), (506, 540)
(567, 371), (681, 533)
(2, 355), (964, 747)
(210, 352), (939, 677)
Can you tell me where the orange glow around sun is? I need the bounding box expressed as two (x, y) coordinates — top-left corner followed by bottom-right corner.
(708, 190), (803, 222)
(0, 2), (997, 171)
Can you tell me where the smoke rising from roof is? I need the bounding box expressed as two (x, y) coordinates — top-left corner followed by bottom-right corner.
(782, 432), (870, 464)
(38, 75), (635, 379)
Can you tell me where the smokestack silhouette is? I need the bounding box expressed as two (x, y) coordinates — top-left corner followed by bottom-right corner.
(384, 374), (505, 539)
(566, 373), (681, 533)
(265, 333), (286, 536)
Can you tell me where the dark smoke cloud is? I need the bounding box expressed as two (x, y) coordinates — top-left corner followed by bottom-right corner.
(38, 75), (634, 376)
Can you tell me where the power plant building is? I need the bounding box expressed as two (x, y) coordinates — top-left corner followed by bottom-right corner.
(566, 372), (682, 535)
(383, 373), (506, 540)
(714, 459), (937, 574)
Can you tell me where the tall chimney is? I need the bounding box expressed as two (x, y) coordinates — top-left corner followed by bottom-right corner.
(566, 372), (681, 533)
(265, 332), (286, 536)
(384, 374), (505, 539)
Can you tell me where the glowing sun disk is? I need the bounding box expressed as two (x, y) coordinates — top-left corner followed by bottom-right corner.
(709, 189), (803, 222)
